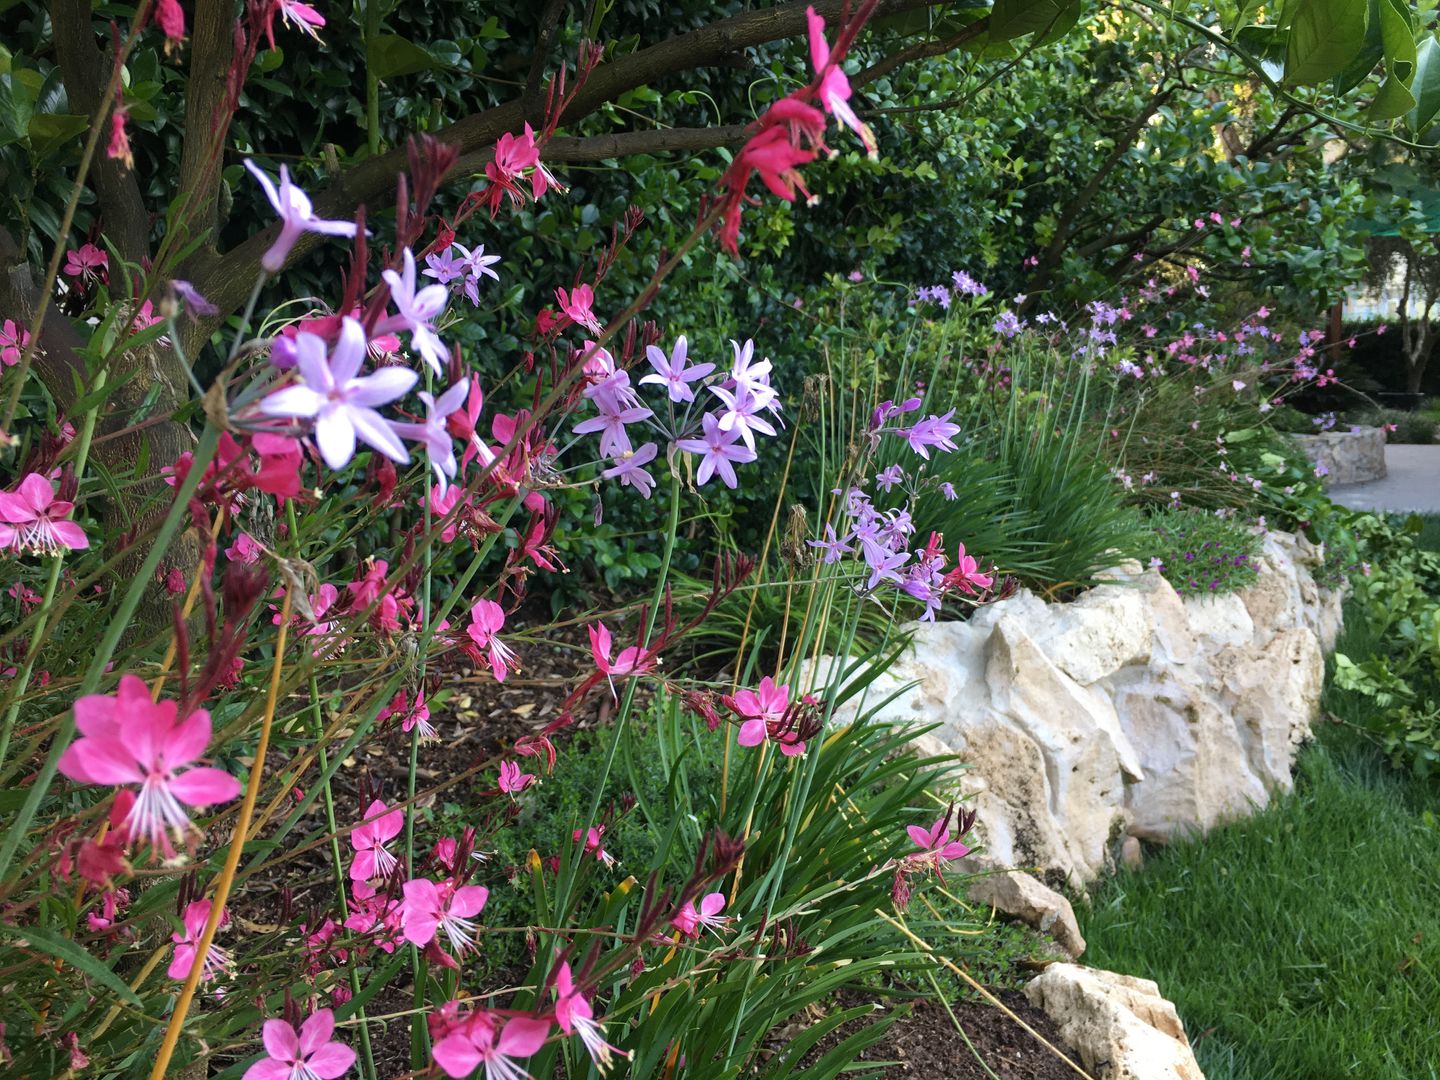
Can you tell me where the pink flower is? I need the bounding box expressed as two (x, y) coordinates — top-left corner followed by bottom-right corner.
(466, 598), (519, 682)
(942, 543), (993, 596)
(671, 892), (730, 938)
(168, 899), (231, 982)
(732, 676), (797, 754)
(432, 1012), (550, 1080)
(587, 622), (653, 700)
(226, 531), (263, 564)
(556, 284), (603, 334)
(63, 243), (108, 285)
(244, 159), (358, 274)
(906, 815), (971, 866)
(57, 675), (241, 856)
(349, 799), (404, 881)
(0, 473), (89, 554)
(155, 0), (185, 42)
(244, 1008), (355, 1080)
(262, 0), (326, 48)
(676, 412), (757, 488)
(401, 877), (489, 953)
(1, 318), (30, 367)
(806, 6), (877, 157)
(498, 760), (534, 795)
(553, 961), (629, 1072)
(573, 826), (617, 868)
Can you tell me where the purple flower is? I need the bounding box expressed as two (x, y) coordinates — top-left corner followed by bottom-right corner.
(602, 442), (659, 499)
(381, 248), (450, 376)
(898, 411), (960, 459)
(950, 270), (988, 297)
(258, 317), (415, 470)
(575, 372), (653, 457)
(807, 522), (851, 563)
(640, 336), (715, 403)
(171, 279), (218, 318)
(677, 412), (756, 488)
(939, 482), (957, 501)
(390, 378), (470, 495)
(875, 465), (905, 492)
(244, 159), (358, 274)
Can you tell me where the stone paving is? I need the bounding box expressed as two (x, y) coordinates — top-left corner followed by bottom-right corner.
(1329, 444), (1440, 514)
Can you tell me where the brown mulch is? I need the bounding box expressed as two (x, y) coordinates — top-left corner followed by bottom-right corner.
(796, 987), (1086, 1080)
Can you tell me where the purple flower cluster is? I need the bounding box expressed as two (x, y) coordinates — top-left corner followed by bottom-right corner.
(912, 269), (990, 309)
(424, 242), (502, 307)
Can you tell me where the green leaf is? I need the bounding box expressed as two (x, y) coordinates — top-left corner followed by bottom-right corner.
(0, 71), (36, 148)
(1286, 0), (1368, 86)
(1, 924), (142, 1006)
(1407, 34), (1440, 132)
(369, 35), (435, 80)
(1367, 0), (1417, 118)
(26, 113), (88, 158)
(989, 0), (1073, 41)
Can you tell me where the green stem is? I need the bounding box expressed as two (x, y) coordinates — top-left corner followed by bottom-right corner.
(0, 556), (64, 771)
(0, 423), (221, 882)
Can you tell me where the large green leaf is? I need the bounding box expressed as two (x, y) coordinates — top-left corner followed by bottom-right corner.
(1286, 0), (1368, 85)
(27, 113), (88, 159)
(2, 924), (142, 1006)
(989, 0), (1073, 42)
(1407, 34), (1440, 132)
(0, 71), (36, 148)
(368, 34), (435, 80)
(1367, 0), (1417, 118)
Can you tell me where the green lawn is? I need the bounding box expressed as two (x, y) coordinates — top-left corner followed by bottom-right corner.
(1079, 517), (1440, 1080)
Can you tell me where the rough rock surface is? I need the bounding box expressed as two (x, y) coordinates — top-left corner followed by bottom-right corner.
(824, 528), (1338, 884)
(1025, 963), (1204, 1080)
(1294, 426), (1387, 484)
(967, 869), (1087, 959)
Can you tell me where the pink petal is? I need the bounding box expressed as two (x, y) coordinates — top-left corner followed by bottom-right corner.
(306, 1041), (357, 1079)
(167, 766), (242, 807)
(497, 1016), (550, 1058)
(298, 1010), (336, 1057)
(700, 892), (726, 917)
(736, 718), (765, 747)
(450, 885), (489, 919)
(73, 693), (118, 738)
(242, 1060), (293, 1080)
(167, 943), (196, 980)
(262, 1018), (301, 1062)
(906, 825), (932, 850)
(402, 913), (437, 947)
(162, 708), (213, 768)
(432, 1033), (482, 1079)
(60, 738), (143, 785)
(49, 520), (89, 550)
(16, 473), (55, 513)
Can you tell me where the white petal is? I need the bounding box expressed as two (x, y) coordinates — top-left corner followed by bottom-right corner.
(315, 409), (357, 469)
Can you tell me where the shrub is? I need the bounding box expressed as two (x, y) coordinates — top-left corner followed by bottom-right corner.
(1140, 509), (1262, 596)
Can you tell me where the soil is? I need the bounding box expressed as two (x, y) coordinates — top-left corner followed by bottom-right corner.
(795, 987), (1086, 1080)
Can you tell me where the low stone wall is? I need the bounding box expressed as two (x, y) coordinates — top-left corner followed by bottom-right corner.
(1294, 427), (1387, 484)
(825, 530), (1341, 886)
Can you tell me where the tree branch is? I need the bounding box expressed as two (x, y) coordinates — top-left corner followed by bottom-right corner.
(49, 0), (150, 263)
(175, 0), (239, 276)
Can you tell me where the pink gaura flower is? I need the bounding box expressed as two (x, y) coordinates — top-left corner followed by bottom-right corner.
(907, 815), (971, 866)
(57, 675), (241, 856)
(672, 892), (730, 939)
(466, 598), (519, 682)
(0, 473), (89, 554)
(432, 1011), (551, 1080)
(573, 826), (617, 868)
(245, 158), (359, 274)
(553, 961), (629, 1072)
(349, 799), (404, 881)
(1, 318), (30, 367)
(168, 899), (231, 982)
(261, 0), (326, 49)
(556, 284), (603, 334)
(63, 243), (108, 285)
(401, 877), (489, 953)
(155, 0), (185, 43)
(243, 1008), (355, 1080)
(586, 621), (653, 700)
(497, 760), (534, 795)
(732, 676), (804, 755)
(941, 543), (993, 596)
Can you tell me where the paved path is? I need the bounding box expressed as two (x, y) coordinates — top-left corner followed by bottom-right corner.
(1329, 444), (1440, 514)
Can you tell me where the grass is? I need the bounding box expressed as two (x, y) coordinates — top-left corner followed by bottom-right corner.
(1078, 516), (1440, 1080)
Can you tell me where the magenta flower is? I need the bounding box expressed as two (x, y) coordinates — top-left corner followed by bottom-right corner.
(806, 6), (877, 156)
(640, 336), (715, 403)
(244, 1008), (355, 1080)
(553, 962), (629, 1072)
(587, 621), (653, 700)
(63, 243), (108, 285)
(672, 892), (730, 938)
(245, 159), (358, 274)
(676, 412), (756, 489)
(381, 248), (451, 375)
(942, 542), (994, 596)
(498, 760), (534, 795)
(349, 799), (404, 882)
(57, 675), (241, 856)
(433, 1012), (550, 1080)
(259, 317), (416, 470)
(898, 411), (961, 459)
(556, 284), (603, 334)
(573, 826), (617, 868)
(906, 816), (971, 862)
(168, 899), (231, 982)
(466, 598), (519, 682)
(1, 318), (30, 367)
(601, 442), (658, 499)
(401, 877), (489, 953)
(733, 676), (805, 755)
(0, 473), (89, 554)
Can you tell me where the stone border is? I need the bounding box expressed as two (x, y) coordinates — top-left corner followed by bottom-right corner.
(1294, 426), (1387, 484)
